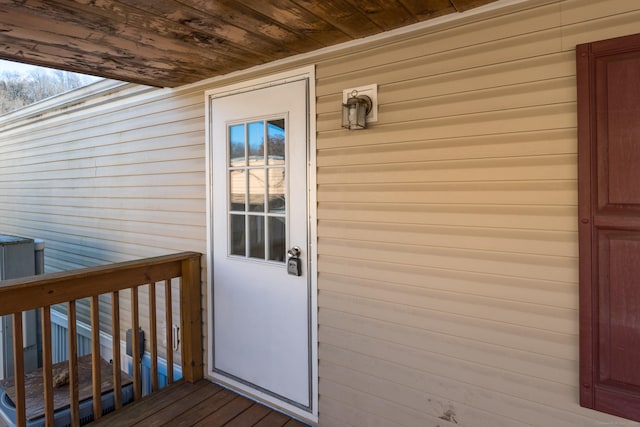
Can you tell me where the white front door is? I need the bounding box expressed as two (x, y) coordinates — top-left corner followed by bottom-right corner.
(207, 76), (313, 413)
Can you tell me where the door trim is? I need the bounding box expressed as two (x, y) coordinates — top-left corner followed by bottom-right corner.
(204, 65), (318, 423)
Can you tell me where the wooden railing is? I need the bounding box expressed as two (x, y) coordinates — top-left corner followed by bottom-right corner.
(0, 252), (203, 426)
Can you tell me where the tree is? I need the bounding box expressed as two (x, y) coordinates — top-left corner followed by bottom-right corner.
(0, 68), (98, 114)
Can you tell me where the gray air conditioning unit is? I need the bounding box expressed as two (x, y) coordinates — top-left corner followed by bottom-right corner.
(0, 235), (45, 380)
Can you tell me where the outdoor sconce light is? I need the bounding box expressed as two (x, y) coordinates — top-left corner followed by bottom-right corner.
(342, 90), (373, 130)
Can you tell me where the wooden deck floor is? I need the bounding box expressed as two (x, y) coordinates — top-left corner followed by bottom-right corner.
(90, 379), (308, 427)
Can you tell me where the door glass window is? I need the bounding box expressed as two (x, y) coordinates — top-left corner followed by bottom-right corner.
(229, 170), (246, 211)
(248, 121), (265, 166)
(228, 118), (286, 262)
(249, 169), (265, 212)
(229, 215), (245, 256)
(229, 124), (246, 167)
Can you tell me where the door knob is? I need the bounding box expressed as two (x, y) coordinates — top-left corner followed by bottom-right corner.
(287, 246), (301, 258)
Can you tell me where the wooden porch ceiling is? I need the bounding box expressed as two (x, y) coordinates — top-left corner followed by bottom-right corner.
(0, 0), (499, 88)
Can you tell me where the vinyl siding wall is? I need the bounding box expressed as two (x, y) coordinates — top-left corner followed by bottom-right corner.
(0, 0), (638, 425)
(314, 1), (640, 426)
(0, 81), (207, 362)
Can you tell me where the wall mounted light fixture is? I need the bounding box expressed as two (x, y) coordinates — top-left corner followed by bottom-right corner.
(342, 84), (378, 130)
(342, 90), (372, 130)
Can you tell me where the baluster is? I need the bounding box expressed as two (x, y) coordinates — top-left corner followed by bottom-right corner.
(12, 313), (26, 427)
(131, 286), (141, 400)
(111, 291), (122, 409)
(164, 279), (173, 384)
(149, 282), (158, 392)
(90, 295), (101, 419)
(68, 301), (80, 427)
(41, 306), (54, 427)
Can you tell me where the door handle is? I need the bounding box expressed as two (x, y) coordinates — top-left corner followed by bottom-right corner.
(287, 246), (301, 258)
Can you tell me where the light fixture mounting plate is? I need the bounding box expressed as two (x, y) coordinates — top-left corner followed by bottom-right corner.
(342, 84), (378, 123)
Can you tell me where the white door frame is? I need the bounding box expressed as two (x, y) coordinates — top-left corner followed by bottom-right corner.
(204, 65), (318, 423)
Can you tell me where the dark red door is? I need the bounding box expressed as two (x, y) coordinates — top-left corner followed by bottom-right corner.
(577, 33), (640, 422)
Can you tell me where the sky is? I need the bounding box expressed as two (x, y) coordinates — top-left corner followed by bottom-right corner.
(0, 59), (101, 82)
(0, 59), (48, 74)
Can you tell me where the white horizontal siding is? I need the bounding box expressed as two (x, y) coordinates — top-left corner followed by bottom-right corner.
(0, 85), (207, 263)
(0, 82), (204, 366)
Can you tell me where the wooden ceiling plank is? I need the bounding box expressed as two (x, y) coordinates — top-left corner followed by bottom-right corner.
(114, 0), (293, 61)
(0, 0), (502, 87)
(66, 0), (260, 66)
(0, 29), (212, 89)
(0, 33), (197, 87)
(231, 0), (351, 47)
(342, 0), (418, 31)
(450, 0), (498, 12)
(0, 4), (245, 85)
(291, 0), (383, 39)
(398, 0), (458, 20)
(176, 0), (325, 53)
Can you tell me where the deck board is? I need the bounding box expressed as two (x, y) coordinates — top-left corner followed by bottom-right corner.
(90, 379), (306, 427)
(223, 403), (272, 426)
(128, 381), (225, 426)
(170, 387), (237, 426)
(193, 395), (255, 426)
(253, 410), (294, 427)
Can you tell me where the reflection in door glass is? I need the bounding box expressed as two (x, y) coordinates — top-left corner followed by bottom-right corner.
(229, 124), (245, 167)
(249, 216), (265, 259)
(229, 214), (245, 256)
(268, 168), (285, 213)
(268, 217), (286, 261)
(248, 169), (265, 212)
(248, 122), (265, 166)
(267, 119), (285, 166)
(229, 170), (246, 211)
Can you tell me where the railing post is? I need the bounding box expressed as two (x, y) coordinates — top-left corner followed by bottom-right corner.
(131, 286), (141, 401)
(67, 301), (80, 427)
(111, 291), (122, 410)
(90, 295), (102, 419)
(164, 280), (173, 384)
(179, 255), (202, 383)
(41, 305), (54, 427)
(12, 313), (26, 427)
(149, 283), (158, 392)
